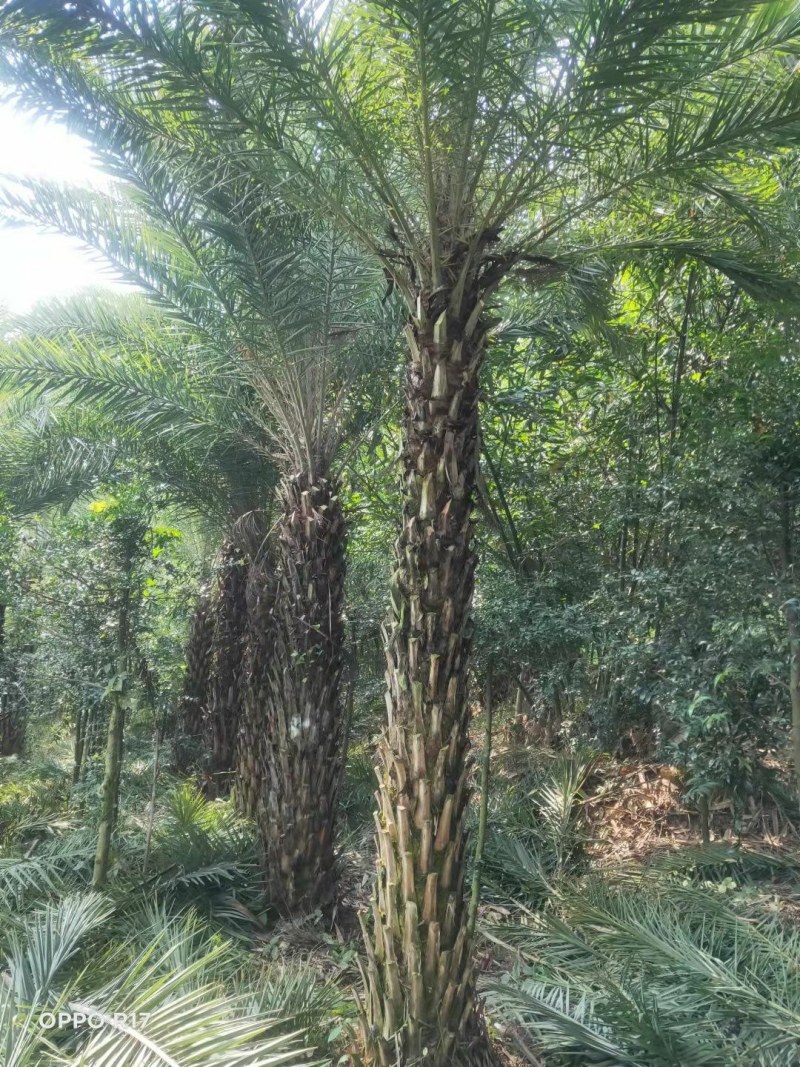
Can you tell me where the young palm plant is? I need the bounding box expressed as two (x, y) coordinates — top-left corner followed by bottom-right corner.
(0, 894), (315, 1066)
(483, 863), (800, 1067)
(5, 1), (800, 1060)
(0, 70), (390, 910)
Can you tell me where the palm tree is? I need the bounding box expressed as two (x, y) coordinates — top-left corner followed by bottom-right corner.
(5, 0), (800, 1058)
(0, 63), (391, 909)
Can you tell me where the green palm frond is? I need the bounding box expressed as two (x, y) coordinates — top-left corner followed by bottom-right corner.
(0, 23), (391, 491)
(0, 288), (279, 520)
(481, 749), (595, 907)
(6, 892), (113, 1003)
(0, 833), (94, 911)
(9, 0), (800, 295)
(66, 938), (316, 1067)
(0, 310), (245, 446)
(250, 963), (351, 1037)
(0, 399), (122, 512)
(484, 867), (800, 1066)
(0, 908), (317, 1067)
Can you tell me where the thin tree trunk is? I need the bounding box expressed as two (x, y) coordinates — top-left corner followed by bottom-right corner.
(83, 700), (100, 767)
(783, 598), (800, 800)
(698, 794), (711, 846)
(71, 705), (85, 788)
(0, 603), (24, 757)
(174, 591), (213, 775)
(204, 541), (248, 797)
(363, 283), (493, 1065)
(92, 595), (129, 889)
(779, 484), (794, 584)
(242, 474), (346, 912)
(466, 672), (492, 945)
(0, 687), (22, 757)
(513, 685), (526, 719)
(143, 724), (161, 877)
(662, 268), (696, 571)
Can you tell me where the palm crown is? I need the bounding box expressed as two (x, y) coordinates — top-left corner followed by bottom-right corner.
(6, 1), (800, 292)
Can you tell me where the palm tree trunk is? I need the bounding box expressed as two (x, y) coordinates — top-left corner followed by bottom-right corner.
(362, 286), (492, 1065)
(174, 592), (213, 775)
(237, 557), (273, 821)
(243, 474), (346, 912)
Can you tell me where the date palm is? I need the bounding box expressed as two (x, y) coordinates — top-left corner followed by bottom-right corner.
(0, 65), (390, 908)
(5, 0), (800, 1059)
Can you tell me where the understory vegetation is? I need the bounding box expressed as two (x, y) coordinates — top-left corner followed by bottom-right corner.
(1, 1), (800, 1065)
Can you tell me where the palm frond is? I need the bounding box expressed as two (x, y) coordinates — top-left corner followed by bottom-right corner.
(483, 866), (800, 1066)
(6, 892), (113, 1003)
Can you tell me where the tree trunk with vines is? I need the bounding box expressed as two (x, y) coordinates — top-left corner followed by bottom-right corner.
(362, 271), (493, 1065)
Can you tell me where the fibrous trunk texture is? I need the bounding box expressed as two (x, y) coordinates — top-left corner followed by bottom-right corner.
(240, 474), (346, 912)
(236, 559), (273, 821)
(174, 592), (214, 775)
(203, 541), (248, 797)
(362, 279), (491, 1065)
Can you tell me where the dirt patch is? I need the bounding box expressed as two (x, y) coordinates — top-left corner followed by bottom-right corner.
(583, 757), (800, 864)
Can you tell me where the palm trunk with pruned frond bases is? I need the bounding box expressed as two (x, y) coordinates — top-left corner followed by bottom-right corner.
(236, 557), (273, 821)
(240, 473), (346, 913)
(361, 272), (494, 1065)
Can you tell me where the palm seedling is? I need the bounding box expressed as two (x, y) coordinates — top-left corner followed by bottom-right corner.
(5, 1), (800, 1060)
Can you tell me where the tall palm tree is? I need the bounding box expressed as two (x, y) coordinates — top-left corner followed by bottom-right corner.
(5, 0), (800, 1059)
(0, 57), (391, 908)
